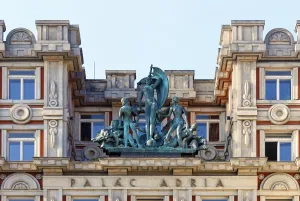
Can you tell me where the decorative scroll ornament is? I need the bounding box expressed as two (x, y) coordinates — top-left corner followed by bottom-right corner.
(242, 120), (251, 146)
(12, 182), (29, 190)
(49, 80), (58, 107)
(242, 81), (251, 107)
(49, 120), (58, 148)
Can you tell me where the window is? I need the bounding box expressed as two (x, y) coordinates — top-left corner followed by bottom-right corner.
(8, 133), (35, 161)
(265, 71), (291, 100)
(196, 115), (220, 141)
(80, 114), (105, 141)
(8, 70), (36, 100)
(265, 134), (292, 162)
(202, 200), (227, 201)
(9, 199), (34, 201)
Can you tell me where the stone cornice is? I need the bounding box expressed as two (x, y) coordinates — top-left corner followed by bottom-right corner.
(1, 157), (299, 174)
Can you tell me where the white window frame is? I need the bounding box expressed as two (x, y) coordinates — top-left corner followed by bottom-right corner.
(195, 115), (220, 142)
(7, 131), (36, 161)
(7, 69), (36, 100)
(265, 133), (293, 162)
(264, 70), (292, 100)
(80, 114), (105, 141)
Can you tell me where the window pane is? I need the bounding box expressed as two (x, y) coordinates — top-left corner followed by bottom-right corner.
(93, 122), (104, 138)
(81, 114), (104, 119)
(265, 71), (291, 76)
(265, 142), (277, 161)
(196, 115), (209, 120)
(9, 142), (20, 161)
(24, 79), (35, 100)
(23, 141), (34, 161)
(81, 122), (91, 141)
(196, 123), (207, 139)
(279, 80), (291, 100)
(9, 70), (35, 75)
(9, 79), (21, 100)
(8, 133), (35, 138)
(209, 123), (219, 141)
(10, 199), (34, 201)
(280, 142), (291, 162)
(265, 80), (277, 100)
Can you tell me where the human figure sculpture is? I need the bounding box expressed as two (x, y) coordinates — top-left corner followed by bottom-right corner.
(162, 96), (189, 146)
(138, 66), (162, 141)
(119, 97), (143, 148)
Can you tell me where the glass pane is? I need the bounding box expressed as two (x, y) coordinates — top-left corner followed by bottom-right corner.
(8, 133), (35, 138)
(280, 142), (291, 162)
(196, 123), (207, 139)
(81, 114), (104, 119)
(23, 141), (34, 161)
(265, 71), (291, 76)
(265, 80), (277, 100)
(265, 142), (277, 161)
(93, 122), (104, 138)
(9, 79), (21, 100)
(196, 115), (209, 120)
(9, 70), (35, 75)
(209, 123), (219, 141)
(24, 79), (35, 100)
(279, 80), (291, 100)
(9, 142), (20, 161)
(81, 122), (91, 141)
(10, 199), (35, 201)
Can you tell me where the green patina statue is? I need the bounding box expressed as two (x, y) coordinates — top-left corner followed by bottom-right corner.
(93, 65), (206, 152)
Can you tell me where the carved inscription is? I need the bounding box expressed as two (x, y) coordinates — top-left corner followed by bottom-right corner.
(69, 178), (225, 188)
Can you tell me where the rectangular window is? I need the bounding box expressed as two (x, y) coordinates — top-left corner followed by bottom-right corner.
(80, 114), (105, 141)
(8, 132), (35, 161)
(8, 70), (36, 100)
(265, 71), (292, 100)
(265, 134), (292, 162)
(196, 115), (220, 141)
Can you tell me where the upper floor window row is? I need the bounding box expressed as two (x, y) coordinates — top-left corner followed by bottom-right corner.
(265, 70), (291, 100)
(8, 70), (35, 100)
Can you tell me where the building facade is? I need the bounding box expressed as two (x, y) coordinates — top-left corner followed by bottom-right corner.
(0, 19), (300, 201)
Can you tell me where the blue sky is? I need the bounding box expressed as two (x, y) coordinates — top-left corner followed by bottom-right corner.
(0, 0), (299, 80)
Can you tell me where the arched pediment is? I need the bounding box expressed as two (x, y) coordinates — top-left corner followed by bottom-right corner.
(6, 28), (36, 45)
(260, 173), (299, 190)
(265, 28), (294, 45)
(1, 173), (40, 190)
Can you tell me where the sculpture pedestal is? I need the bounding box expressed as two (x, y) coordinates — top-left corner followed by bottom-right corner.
(103, 147), (197, 157)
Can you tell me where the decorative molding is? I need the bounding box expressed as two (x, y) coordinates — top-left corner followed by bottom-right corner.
(10, 104), (32, 124)
(12, 181), (29, 190)
(1, 173), (40, 190)
(242, 120), (251, 146)
(49, 120), (58, 148)
(269, 32), (290, 42)
(11, 32), (31, 42)
(242, 81), (251, 107)
(258, 174), (265, 180)
(268, 104), (291, 125)
(260, 173), (299, 190)
(0, 174), (6, 180)
(49, 80), (58, 107)
(294, 174), (300, 180)
(198, 146), (218, 161)
(35, 174), (42, 180)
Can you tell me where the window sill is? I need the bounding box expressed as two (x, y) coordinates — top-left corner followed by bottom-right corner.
(257, 100), (300, 105)
(0, 100), (44, 105)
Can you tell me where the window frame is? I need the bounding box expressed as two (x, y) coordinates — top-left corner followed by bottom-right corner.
(79, 114), (105, 141)
(195, 114), (220, 142)
(264, 70), (292, 100)
(7, 131), (36, 161)
(265, 135), (292, 162)
(7, 69), (36, 100)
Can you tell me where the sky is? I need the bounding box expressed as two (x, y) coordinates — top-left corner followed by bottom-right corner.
(0, 0), (299, 80)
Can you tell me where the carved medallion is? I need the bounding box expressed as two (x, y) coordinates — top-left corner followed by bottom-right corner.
(268, 104), (290, 125)
(10, 104), (32, 124)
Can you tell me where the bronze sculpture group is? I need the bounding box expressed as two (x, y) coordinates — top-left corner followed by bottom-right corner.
(93, 65), (206, 151)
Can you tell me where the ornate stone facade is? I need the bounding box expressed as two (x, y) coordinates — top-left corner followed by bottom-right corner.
(0, 19), (300, 201)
